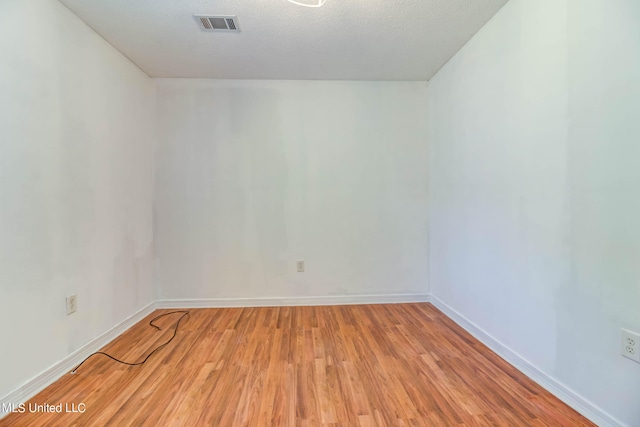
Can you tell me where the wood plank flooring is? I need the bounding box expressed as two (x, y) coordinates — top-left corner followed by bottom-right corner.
(1, 304), (594, 426)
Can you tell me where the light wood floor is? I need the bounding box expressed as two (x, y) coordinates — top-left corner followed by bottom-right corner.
(1, 304), (594, 426)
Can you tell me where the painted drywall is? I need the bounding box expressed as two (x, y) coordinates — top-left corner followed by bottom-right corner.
(154, 79), (429, 300)
(428, 0), (640, 425)
(0, 0), (155, 400)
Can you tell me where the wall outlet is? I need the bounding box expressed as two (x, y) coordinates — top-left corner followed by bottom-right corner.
(66, 295), (77, 315)
(621, 329), (640, 363)
(297, 261), (305, 272)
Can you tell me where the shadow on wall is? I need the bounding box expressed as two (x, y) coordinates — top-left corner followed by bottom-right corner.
(228, 88), (290, 288)
(170, 85), (292, 296)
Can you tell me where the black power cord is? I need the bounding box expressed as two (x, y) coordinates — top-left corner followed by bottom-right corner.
(71, 310), (190, 374)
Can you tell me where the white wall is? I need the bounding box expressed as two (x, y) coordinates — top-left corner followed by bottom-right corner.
(0, 0), (155, 399)
(428, 0), (640, 425)
(154, 79), (429, 300)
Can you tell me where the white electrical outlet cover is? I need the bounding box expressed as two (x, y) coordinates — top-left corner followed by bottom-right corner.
(66, 295), (77, 315)
(621, 329), (640, 363)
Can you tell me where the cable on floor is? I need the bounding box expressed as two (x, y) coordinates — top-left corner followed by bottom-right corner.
(70, 310), (190, 374)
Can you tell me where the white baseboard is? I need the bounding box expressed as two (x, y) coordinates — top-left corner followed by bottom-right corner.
(156, 293), (430, 309)
(0, 302), (156, 418)
(429, 295), (625, 427)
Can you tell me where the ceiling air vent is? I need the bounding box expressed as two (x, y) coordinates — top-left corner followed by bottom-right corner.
(195, 15), (240, 32)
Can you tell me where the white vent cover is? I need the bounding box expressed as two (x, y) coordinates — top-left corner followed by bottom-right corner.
(195, 15), (240, 32)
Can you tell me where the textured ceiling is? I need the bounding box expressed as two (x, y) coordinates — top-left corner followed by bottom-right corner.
(59, 0), (508, 80)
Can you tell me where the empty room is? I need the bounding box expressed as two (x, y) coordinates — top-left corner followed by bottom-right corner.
(1, 0), (639, 425)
